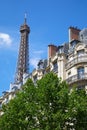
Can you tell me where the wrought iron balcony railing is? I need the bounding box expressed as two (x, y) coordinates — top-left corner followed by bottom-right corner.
(66, 73), (87, 84)
(65, 55), (87, 70)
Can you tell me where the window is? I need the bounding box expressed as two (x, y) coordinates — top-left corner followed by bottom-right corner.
(53, 62), (58, 72)
(33, 75), (37, 83)
(77, 67), (84, 79)
(77, 50), (84, 57)
(72, 41), (76, 48)
(12, 86), (18, 91)
(68, 71), (71, 76)
(53, 62), (57, 69)
(70, 40), (77, 49)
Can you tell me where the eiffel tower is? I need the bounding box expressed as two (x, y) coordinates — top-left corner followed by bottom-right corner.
(15, 15), (30, 84)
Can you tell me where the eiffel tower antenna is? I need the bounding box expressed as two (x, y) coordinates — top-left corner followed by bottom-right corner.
(24, 13), (27, 24)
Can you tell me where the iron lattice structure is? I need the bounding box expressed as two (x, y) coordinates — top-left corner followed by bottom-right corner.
(15, 18), (30, 83)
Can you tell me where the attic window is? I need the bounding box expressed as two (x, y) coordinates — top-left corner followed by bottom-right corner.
(77, 49), (84, 56)
(81, 34), (83, 39)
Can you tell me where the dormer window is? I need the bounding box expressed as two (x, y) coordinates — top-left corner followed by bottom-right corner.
(77, 49), (84, 56)
(70, 40), (78, 49)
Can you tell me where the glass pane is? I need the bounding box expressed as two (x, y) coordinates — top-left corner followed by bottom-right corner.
(77, 67), (84, 79)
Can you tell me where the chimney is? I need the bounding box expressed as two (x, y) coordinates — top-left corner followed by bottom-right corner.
(69, 26), (81, 42)
(48, 44), (57, 59)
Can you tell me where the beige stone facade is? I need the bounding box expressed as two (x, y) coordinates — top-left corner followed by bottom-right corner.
(31, 27), (87, 92)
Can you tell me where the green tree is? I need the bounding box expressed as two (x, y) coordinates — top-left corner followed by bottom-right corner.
(0, 72), (87, 130)
(35, 72), (69, 130)
(0, 79), (37, 130)
(67, 88), (87, 130)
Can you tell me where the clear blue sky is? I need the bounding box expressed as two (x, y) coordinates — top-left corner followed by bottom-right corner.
(0, 0), (87, 96)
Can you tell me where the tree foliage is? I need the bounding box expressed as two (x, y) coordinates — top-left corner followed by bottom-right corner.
(67, 88), (87, 130)
(0, 72), (87, 130)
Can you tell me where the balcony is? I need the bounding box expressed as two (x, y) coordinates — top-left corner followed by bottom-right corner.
(66, 73), (87, 85)
(65, 55), (87, 70)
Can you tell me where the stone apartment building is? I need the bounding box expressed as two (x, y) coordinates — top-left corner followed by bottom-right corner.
(31, 26), (87, 91)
